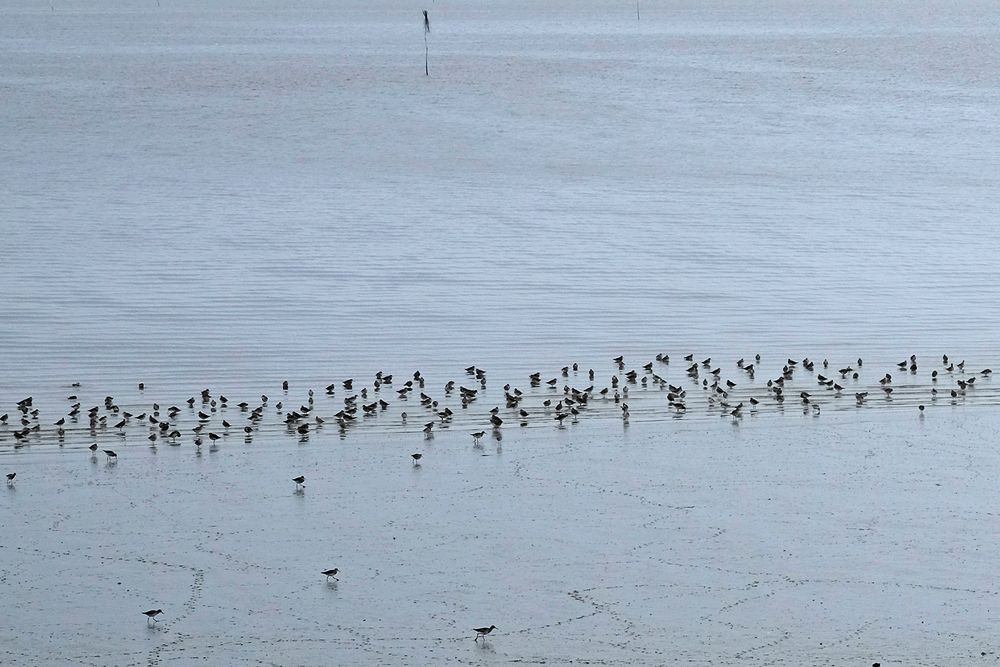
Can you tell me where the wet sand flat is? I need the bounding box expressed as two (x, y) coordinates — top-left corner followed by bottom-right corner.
(2, 409), (997, 665)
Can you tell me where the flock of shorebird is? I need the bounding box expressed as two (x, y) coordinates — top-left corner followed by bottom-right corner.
(1, 352), (993, 471)
(3, 351), (992, 642)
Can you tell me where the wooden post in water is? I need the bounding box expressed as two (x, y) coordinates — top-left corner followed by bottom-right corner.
(423, 10), (430, 76)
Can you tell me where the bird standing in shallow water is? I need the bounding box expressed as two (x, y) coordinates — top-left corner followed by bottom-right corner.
(293, 475), (305, 489)
(5, 473), (15, 486)
(322, 568), (339, 581)
(411, 453), (422, 465)
(473, 624), (497, 641)
(143, 609), (164, 624)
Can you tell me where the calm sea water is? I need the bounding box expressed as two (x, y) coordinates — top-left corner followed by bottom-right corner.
(3, 0), (1000, 402)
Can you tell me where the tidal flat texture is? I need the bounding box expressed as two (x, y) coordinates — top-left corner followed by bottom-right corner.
(2, 406), (998, 666)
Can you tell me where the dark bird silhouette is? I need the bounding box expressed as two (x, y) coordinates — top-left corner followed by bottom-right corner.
(293, 475), (305, 489)
(473, 625), (497, 641)
(322, 568), (339, 581)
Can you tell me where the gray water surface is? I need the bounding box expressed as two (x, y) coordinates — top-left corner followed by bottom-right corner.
(3, 0), (999, 402)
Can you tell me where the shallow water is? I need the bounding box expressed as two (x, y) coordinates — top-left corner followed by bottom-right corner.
(3, 0), (1000, 663)
(3, 0), (1000, 400)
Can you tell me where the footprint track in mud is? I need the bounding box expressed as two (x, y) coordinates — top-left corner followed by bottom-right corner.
(181, 570), (204, 616)
(191, 540), (276, 574)
(515, 462), (696, 513)
(733, 629), (793, 660)
(566, 588), (644, 650)
(698, 573), (806, 626)
(819, 618), (880, 650)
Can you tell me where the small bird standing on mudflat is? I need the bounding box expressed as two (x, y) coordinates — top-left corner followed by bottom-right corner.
(321, 568), (339, 581)
(293, 475), (305, 489)
(143, 609), (164, 624)
(411, 453), (422, 465)
(5, 473), (15, 486)
(473, 624), (497, 641)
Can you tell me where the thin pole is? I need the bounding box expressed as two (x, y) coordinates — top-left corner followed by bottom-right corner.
(423, 10), (430, 76)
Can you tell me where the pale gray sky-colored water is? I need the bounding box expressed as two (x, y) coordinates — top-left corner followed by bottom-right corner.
(2, 0), (999, 397)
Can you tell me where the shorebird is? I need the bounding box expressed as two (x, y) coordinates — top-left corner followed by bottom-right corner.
(473, 625), (497, 641)
(471, 431), (485, 444)
(88, 443), (98, 452)
(143, 609), (164, 624)
(5, 473), (14, 486)
(321, 568), (339, 581)
(104, 450), (117, 461)
(293, 475), (305, 489)
(411, 453), (422, 465)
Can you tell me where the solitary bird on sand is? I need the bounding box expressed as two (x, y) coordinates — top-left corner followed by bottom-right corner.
(473, 624), (497, 641)
(411, 453), (422, 465)
(322, 568), (339, 581)
(293, 475), (305, 489)
(143, 609), (164, 624)
(5, 473), (15, 486)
